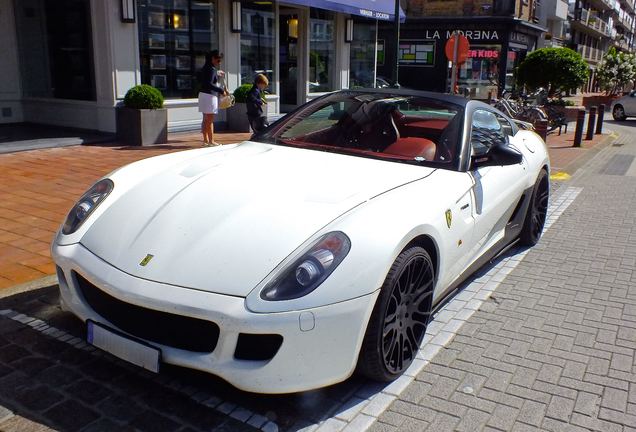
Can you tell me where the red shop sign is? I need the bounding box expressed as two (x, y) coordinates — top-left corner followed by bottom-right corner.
(468, 49), (499, 58)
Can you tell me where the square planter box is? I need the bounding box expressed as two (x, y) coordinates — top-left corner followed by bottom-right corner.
(116, 107), (168, 146)
(227, 102), (253, 133)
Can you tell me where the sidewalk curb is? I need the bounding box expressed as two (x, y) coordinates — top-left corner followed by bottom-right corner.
(0, 275), (58, 299)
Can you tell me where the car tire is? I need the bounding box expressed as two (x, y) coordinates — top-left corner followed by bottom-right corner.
(357, 246), (434, 382)
(613, 105), (627, 121)
(519, 169), (549, 246)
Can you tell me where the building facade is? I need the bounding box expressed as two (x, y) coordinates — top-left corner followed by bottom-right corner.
(379, 0), (545, 99)
(0, 0), (396, 133)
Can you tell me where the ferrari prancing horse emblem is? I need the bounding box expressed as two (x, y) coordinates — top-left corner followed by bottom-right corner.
(445, 209), (452, 229)
(139, 254), (154, 266)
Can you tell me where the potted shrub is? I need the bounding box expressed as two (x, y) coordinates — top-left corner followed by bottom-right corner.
(227, 83), (267, 132)
(116, 84), (168, 146)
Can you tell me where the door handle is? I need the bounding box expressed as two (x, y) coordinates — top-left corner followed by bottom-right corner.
(460, 203), (469, 210)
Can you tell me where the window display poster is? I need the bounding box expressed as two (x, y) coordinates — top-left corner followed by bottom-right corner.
(150, 55), (166, 69)
(175, 35), (190, 50)
(398, 41), (434, 66)
(177, 75), (192, 89)
(148, 33), (166, 49)
(151, 74), (167, 89)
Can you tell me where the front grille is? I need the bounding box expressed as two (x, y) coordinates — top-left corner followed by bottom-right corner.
(74, 272), (219, 353)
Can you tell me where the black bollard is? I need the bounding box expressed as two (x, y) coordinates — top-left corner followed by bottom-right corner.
(586, 106), (597, 140)
(596, 103), (605, 134)
(535, 119), (548, 142)
(574, 109), (585, 147)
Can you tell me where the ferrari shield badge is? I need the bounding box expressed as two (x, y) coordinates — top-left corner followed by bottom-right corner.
(139, 254), (154, 267)
(445, 209), (452, 229)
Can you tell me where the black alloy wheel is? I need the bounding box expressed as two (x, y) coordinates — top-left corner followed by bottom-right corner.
(520, 169), (549, 246)
(358, 247), (435, 381)
(613, 105), (627, 121)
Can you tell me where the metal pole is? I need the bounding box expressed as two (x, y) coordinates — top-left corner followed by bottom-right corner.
(596, 103), (605, 134)
(586, 106), (597, 140)
(536, 119), (548, 142)
(450, 32), (459, 94)
(573, 109), (585, 147)
(392, 0), (400, 87)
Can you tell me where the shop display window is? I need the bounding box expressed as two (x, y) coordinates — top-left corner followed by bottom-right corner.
(449, 44), (501, 99)
(349, 21), (377, 88)
(309, 9), (335, 93)
(240, 2), (275, 87)
(138, 0), (218, 99)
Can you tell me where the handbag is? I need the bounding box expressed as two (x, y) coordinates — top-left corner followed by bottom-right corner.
(219, 94), (235, 109)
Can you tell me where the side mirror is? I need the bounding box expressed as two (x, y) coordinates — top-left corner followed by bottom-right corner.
(472, 144), (523, 169)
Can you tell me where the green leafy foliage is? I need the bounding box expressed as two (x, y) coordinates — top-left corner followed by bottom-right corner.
(233, 84), (253, 103)
(596, 47), (636, 95)
(123, 84), (164, 109)
(516, 47), (589, 96)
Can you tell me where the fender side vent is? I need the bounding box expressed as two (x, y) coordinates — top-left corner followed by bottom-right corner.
(508, 195), (526, 224)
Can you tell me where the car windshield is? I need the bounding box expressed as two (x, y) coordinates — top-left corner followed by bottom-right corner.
(254, 92), (464, 167)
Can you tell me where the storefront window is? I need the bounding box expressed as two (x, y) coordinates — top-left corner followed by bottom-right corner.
(16, 0), (95, 100)
(450, 44), (500, 99)
(240, 2), (275, 87)
(309, 9), (335, 93)
(349, 20), (377, 88)
(505, 47), (525, 93)
(138, 0), (218, 99)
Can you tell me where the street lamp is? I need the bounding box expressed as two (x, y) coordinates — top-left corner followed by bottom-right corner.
(231, 1), (242, 33)
(121, 0), (135, 23)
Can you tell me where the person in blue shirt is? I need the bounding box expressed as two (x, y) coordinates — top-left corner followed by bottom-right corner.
(198, 50), (228, 146)
(246, 74), (270, 133)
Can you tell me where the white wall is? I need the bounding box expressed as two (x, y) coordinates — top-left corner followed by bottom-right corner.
(0, 0), (24, 123)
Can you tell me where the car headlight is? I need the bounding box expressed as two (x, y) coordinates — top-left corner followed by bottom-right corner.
(260, 231), (351, 301)
(62, 179), (113, 235)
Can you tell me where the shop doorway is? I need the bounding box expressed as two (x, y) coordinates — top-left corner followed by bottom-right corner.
(279, 7), (303, 112)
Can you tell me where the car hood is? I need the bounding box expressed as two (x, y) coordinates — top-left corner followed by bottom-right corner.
(80, 141), (434, 297)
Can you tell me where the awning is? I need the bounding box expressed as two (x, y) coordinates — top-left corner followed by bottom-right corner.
(280, 0), (406, 22)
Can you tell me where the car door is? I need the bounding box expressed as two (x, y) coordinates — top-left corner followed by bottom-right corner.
(467, 109), (528, 259)
(625, 91), (636, 115)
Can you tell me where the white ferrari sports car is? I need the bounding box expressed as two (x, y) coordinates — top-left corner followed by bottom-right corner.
(52, 89), (549, 394)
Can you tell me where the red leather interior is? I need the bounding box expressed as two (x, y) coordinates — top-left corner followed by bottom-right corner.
(403, 119), (449, 130)
(384, 137), (437, 160)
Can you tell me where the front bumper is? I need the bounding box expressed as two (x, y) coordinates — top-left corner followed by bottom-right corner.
(52, 242), (378, 393)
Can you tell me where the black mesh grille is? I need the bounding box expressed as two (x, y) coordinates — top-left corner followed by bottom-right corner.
(74, 272), (219, 353)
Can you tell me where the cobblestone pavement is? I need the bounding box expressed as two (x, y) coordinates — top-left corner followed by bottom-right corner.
(0, 122), (633, 432)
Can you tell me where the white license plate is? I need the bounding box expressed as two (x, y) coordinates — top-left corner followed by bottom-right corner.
(87, 320), (160, 373)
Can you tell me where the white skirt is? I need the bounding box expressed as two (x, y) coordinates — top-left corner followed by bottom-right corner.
(198, 92), (218, 114)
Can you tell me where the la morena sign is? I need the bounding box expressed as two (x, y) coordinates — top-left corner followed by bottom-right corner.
(422, 30), (500, 41)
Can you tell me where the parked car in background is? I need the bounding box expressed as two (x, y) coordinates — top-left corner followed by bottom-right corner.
(611, 90), (636, 120)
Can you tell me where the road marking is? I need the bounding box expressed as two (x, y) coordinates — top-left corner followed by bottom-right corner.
(550, 171), (571, 181)
(307, 186), (584, 432)
(0, 309), (279, 432)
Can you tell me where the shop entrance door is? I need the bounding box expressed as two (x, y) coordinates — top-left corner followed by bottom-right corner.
(279, 8), (303, 112)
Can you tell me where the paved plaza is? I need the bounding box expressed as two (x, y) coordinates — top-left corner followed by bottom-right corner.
(0, 120), (634, 431)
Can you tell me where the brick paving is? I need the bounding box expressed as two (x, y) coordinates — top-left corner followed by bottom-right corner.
(367, 122), (636, 431)
(0, 132), (250, 290)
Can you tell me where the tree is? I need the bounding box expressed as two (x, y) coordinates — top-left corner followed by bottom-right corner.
(516, 47), (589, 96)
(596, 47), (636, 95)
